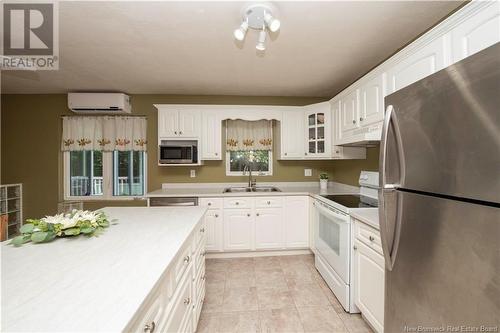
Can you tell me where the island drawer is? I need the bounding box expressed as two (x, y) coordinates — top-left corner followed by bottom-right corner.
(200, 198), (223, 209)
(224, 197), (253, 209)
(126, 289), (163, 333)
(195, 220), (206, 247)
(161, 267), (193, 333)
(354, 220), (383, 255)
(195, 238), (206, 273)
(255, 196), (283, 208)
(174, 241), (193, 287)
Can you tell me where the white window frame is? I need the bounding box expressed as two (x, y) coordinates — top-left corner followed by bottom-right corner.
(63, 151), (147, 201)
(226, 150), (273, 176)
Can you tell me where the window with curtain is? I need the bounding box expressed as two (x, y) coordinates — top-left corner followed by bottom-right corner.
(62, 116), (147, 199)
(226, 119), (273, 176)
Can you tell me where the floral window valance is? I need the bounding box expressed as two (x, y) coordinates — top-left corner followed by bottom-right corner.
(61, 116), (147, 151)
(226, 119), (272, 152)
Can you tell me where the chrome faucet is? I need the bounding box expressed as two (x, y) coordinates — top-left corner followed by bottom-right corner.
(243, 164), (256, 188)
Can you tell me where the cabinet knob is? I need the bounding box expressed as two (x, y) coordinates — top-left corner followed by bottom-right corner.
(235, 202), (239, 205)
(184, 255), (190, 263)
(208, 202), (212, 206)
(184, 297), (191, 305)
(144, 321), (156, 333)
(202, 275), (206, 280)
(305, 153), (308, 156)
(335, 150), (340, 154)
(353, 245), (357, 250)
(215, 214), (219, 218)
(174, 131), (178, 135)
(179, 131), (183, 135)
(360, 117), (364, 121)
(247, 213), (251, 217)
(369, 236), (375, 241)
(284, 153), (288, 156)
(200, 228), (205, 233)
(267, 201), (271, 205)
(215, 152), (218, 156)
(256, 213), (260, 217)
(352, 120), (356, 124)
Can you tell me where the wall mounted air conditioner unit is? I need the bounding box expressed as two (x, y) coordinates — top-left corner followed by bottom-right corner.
(68, 93), (131, 114)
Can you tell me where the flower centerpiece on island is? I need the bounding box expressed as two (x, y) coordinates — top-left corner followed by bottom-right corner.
(10, 210), (113, 246)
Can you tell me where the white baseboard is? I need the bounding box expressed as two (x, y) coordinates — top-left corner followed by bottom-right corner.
(205, 249), (311, 259)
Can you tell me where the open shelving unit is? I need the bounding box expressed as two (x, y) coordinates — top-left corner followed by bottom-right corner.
(1, 184), (23, 240)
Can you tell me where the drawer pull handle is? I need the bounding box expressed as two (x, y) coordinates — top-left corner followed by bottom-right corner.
(184, 297), (191, 305)
(200, 228), (205, 233)
(235, 202), (239, 205)
(144, 321), (156, 333)
(247, 213), (251, 217)
(369, 236), (375, 241)
(184, 255), (190, 263)
(179, 131), (183, 135)
(208, 202), (212, 206)
(202, 275), (206, 280)
(215, 214), (219, 218)
(267, 201), (271, 205)
(353, 245), (357, 250)
(256, 213), (260, 217)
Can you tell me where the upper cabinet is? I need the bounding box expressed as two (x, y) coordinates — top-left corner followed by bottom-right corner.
(304, 102), (332, 159)
(280, 108), (305, 159)
(451, 1), (500, 63)
(201, 111), (222, 160)
(331, 1), (499, 146)
(157, 108), (200, 138)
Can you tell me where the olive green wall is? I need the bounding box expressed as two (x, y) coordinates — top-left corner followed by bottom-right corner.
(1, 94), (379, 219)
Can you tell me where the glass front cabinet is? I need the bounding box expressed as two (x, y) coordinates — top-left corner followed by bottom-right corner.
(304, 102), (331, 159)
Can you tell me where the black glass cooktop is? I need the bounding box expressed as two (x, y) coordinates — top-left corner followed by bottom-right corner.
(321, 194), (378, 208)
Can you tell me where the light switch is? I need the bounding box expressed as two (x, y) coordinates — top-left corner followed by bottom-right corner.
(190, 170), (196, 178)
(304, 169), (312, 177)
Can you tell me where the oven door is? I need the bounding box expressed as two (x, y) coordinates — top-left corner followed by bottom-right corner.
(314, 200), (350, 284)
(159, 145), (193, 164)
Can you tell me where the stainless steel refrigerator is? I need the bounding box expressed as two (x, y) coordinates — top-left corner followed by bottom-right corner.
(379, 42), (500, 332)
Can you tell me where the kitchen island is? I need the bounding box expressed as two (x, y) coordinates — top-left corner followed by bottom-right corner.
(1, 206), (207, 332)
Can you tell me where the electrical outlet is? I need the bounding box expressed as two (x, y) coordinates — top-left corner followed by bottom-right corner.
(304, 169), (312, 177)
(190, 170), (196, 178)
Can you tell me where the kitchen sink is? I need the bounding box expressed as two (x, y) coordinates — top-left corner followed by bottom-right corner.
(223, 186), (281, 193)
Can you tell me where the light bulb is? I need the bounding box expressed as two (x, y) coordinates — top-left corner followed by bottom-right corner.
(264, 12), (280, 32)
(256, 29), (266, 51)
(233, 20), (248, 41)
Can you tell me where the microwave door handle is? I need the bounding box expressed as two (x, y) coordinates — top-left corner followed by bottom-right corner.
(379, 105), (405, 271)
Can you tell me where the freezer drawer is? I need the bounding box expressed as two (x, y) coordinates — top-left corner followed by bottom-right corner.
(384, 191), (500, 332)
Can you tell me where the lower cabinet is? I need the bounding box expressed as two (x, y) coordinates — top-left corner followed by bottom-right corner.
(255, 207), (284, 249)
(201, 195), (309, 253)
(223, 209), (253, 251)
(126, 219), (206, 333)
(353, 220), (384, 333)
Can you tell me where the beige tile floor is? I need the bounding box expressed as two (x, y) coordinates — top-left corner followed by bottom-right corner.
(196, 254), (374, 333)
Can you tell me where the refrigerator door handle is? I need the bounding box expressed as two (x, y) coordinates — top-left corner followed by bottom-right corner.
(379, 105), (405, 271)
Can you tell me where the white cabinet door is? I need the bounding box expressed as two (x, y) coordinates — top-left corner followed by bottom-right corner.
(359, 74), (385, 127)
(178, 110), (200, 137)
(340, 89), (359, 134)
(254, 208), (284, 249)
(281, 109), (305, 159)
(204, 210), (222, 252)
(223, 210), (253, 251)
(354, 239), (385, 333)
(386, 36), (447, 94)
(158, 109), (179, 138)
(201, 112), (222, 160)
(284, 196), (309, 248)
(451, 2), (500, 63)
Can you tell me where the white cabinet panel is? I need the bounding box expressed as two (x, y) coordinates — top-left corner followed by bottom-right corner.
(359, 74), (385, 127)
(387, 37), (447, 94)
(284, 196), (309, 248)
(204, 210), (222, 252)
(354, 239), (385, 333)
(223, 210), (253, 251)
(178, 110), (200, 138)
(451, 2), (500, 63)
(158, 109), (179, 138)
(201, 111), (222, 160)
(254, 208), (284, 249)
(340, 90), (359, 134)
(280, 109), (305, 159)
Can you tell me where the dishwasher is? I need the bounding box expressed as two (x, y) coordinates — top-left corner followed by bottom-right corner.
(148, 197), (198, 207)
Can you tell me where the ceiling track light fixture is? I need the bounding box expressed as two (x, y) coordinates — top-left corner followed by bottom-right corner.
(233, 3), (281, 51)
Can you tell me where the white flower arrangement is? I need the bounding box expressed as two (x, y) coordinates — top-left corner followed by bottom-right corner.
(10, 209), (113, 247)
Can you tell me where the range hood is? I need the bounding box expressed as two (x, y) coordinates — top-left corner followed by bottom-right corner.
(335, 124), (382, 147)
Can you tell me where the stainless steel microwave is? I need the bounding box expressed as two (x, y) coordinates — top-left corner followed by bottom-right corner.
(159, 141), (198, 164)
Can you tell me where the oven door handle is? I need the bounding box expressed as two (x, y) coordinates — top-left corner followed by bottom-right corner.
(315, 201), (349, 223)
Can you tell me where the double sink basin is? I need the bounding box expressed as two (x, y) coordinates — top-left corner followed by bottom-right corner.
(223, 186), (281, 193)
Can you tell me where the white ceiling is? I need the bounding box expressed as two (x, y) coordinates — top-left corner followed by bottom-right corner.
(1, 1), (463, 97)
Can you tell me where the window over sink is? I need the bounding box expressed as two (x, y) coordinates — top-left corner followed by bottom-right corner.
(225, 119), (273, 176)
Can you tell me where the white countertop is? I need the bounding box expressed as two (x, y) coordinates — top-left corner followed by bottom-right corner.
(147, 181), (359, 198)
(350, 208), (380, 230)
(1, 206), (207, 332)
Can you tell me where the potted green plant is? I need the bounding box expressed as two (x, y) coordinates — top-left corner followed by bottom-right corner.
(319, 173), (329, 190)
